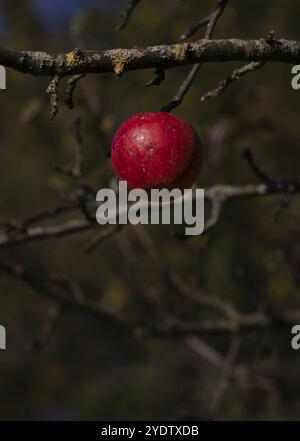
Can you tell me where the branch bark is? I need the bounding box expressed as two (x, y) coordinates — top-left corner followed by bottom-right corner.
(1, 39), (299, 77)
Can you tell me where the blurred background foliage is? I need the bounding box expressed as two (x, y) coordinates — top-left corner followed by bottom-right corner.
(0, 0), (300, 421)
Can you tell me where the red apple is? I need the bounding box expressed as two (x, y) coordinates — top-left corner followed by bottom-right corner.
(111, 112), (203, 190)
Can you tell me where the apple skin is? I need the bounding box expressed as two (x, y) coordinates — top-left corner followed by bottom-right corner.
(111, 112), (203, 190)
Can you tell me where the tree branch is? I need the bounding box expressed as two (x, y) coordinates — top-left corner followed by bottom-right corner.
(0, 39), (299, 77)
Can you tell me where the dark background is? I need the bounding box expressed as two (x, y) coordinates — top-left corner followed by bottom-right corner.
(0, 0), (300, 420)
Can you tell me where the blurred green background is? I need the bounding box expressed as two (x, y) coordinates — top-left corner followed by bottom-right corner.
(0, 0), (300, 421)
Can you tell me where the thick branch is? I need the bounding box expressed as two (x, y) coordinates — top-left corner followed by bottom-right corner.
(1, 39), (300, 77)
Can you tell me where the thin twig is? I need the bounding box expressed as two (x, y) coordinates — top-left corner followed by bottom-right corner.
(85, 225), (122, 253)
(201, 61), (265, 101)
(180, 16), (211, 41)
(210, 336), (242, 416)
(65, 73), (86, 109)
(20, 203), (79, 231)
(70, 117), (85, 178)
(116, 0), (142, 31)
(146, 68), (165, 87)
(46, 74), (61, 121)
